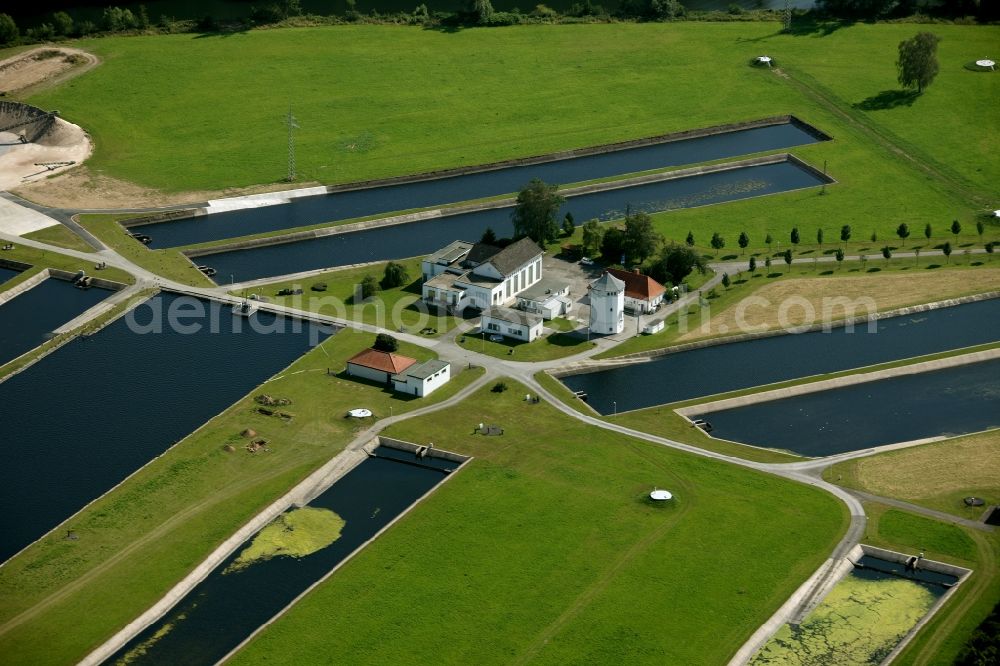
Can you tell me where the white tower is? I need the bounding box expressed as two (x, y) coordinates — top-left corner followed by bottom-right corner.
(589, 272), (625, 335)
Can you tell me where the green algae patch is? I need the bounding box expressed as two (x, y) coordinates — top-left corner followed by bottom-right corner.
(751, 570), (938, 665)
(226, 508), (345, 573)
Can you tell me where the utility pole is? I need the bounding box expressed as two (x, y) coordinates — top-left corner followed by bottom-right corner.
(783, 0), (792, 31)
(285, 106), (299, 182)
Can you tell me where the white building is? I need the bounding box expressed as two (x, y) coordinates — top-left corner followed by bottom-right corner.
(589, 271), (625, 335)
(422, 237), (544, 311)
(346, 348), (417, 384)
(481, 306), (544, 342)
(392, 359), (451, 397)
(606, 268), (667, 314)
(516, 278), (572, 320)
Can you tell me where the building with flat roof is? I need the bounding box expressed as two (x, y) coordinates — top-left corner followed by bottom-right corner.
(481, 306), (544, 342)
(392, 359), (451, 397)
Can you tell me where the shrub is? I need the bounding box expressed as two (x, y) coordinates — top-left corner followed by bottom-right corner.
(492, 381), (508, 393)
(373, 333), (399, 352)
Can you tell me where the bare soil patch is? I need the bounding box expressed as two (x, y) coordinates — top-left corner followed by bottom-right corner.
(680, 269), (1000, 341)
(0, 47), (98, 97)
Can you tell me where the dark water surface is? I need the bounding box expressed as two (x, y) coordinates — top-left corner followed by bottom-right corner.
(141, 122), (824, 248)
(0, 265), (21, 285)
(561, 299), (1000, 415)
(205, 159), (826, 283)
(0, 293), (333, 562)
(698, 359), (1000, 456)
(0, 279), (110, 366)
(108, 451), (456, 666)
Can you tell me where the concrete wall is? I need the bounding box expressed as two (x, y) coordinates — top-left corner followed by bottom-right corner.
(377, 436), (469, 463)
(118, 209), (205, 229)
(0, 268), (48, 306)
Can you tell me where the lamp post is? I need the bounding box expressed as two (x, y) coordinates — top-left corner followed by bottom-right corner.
(612, 400), (617, 416)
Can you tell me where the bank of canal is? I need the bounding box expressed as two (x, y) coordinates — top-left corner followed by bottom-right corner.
(202, 158), (827, 283)
(138, 119), (826, 249)
(0, 293), (334, 563)
(560, 298), (1000, 415)
(106, 449), (459, 666)
(697, 359), (1000, 456)
(0, 278), (111, 367)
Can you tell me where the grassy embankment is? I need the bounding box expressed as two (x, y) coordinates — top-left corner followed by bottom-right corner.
(21, 224), (95, 253)
(231, 258), (461, 336)
(813, 428), (1000, 665)
(596, 259), (1000, 359)
(25, 24), (997, 255)
(74, 213), (216, 287)
(229, 379), (847, 665)
(0, 329), (482, 665)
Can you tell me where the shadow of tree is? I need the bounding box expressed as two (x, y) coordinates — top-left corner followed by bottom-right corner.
(854, 89), (920, 111)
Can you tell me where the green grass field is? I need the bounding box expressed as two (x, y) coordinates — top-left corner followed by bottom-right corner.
(229, 379), (846, 665)
(24, 24), (999, 257)
(0, 329), (482, 665)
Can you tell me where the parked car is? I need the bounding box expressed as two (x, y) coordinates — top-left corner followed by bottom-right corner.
(489, 334), (504, 342)
(579, 257), (595, 266)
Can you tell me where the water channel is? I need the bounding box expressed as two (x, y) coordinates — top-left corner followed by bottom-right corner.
(204, 158), (827, 283)
(0, 278), (110, 367)
(0, 293), (334, 562)
(107, 449), (457, 666)
(750, 562), (953, 665)
(560, 298), (1000, 415)
(697, 359), (1000, 456)
(139, 121), (826, 249)
(0, 265), (21, 285)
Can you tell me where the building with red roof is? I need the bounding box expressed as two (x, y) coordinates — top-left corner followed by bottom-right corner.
(346, 348), (417, 384)
(606, 268), (667, 314)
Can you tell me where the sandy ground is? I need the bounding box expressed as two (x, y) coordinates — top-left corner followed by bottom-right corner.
(0, 118), (92, 192)
(0, 47), (99, 96)
(680, 269), (1000, 341)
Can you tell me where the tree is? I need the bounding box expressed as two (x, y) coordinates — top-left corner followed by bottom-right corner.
(765, 233), (773, 252)
(466, 0), (495, 23)
(748, 256), (757, 273)
(817, 0), (898, 19)
(840, 224), (852, 242)
(951, 219), (962, 238)
(137, 5), (151, 29)
(976, 220), (985, 242)
(924, 223), (932, 242)
(511, 179), (564, 248)
(480, 227), (498, 245)
(721, 273), (731, 289)
(783, 248), (793, 273)
(790, 227), (800, 246)
(562, 212), (575, 237)
(0, 13), (19, 45)
(710, 232), (725, 256)
(943, 241), (952, 263)
(896, 222), (910, 246)
(816, 228), (824, 248)
(623, 211), (662, 265)
(897, 32), (940, 94)
(382, 262), (410, 289)
(359, 274), (381, 300)
(685, 230), (695, 247)
(52, 11), (73, 36)
(581, 219), (604, 256)
(835, 248), (845, 269)
(882, 245), (892, 264)
(600, 227), (627, 264)
(373, 333), (398, 353)
(738, 231), (750, 255)
(648, 243), (706, 286)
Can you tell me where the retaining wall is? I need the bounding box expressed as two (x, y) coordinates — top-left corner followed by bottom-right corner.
(378, 436), (470, 463)
(0, 101), (57, 142)
(119, 209), (205, 229)
(0, 268), (48, 306)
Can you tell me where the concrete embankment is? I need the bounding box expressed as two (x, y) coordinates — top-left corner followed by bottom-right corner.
(676, 346), (1000, 418)
(186, 152), (825, 261)
(81, 436), (472, 666)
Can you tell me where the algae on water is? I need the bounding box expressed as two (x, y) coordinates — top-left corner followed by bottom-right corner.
(750, 570), (938, 665)
(225, 507), (345, 573)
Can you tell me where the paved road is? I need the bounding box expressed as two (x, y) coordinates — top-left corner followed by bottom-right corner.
(2, 198), (990, 665)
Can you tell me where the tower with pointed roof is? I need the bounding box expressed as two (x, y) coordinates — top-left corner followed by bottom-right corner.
(589, 271), (625, 335)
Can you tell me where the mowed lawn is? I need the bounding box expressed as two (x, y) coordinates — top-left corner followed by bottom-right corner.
(26, 23), (996, 254)
(828, 429), (1000, 520)
(229, 381), (846, 665)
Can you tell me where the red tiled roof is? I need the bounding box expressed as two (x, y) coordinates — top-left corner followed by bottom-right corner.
(607, 268), (666, 301)
(347, 348), (417, 374)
